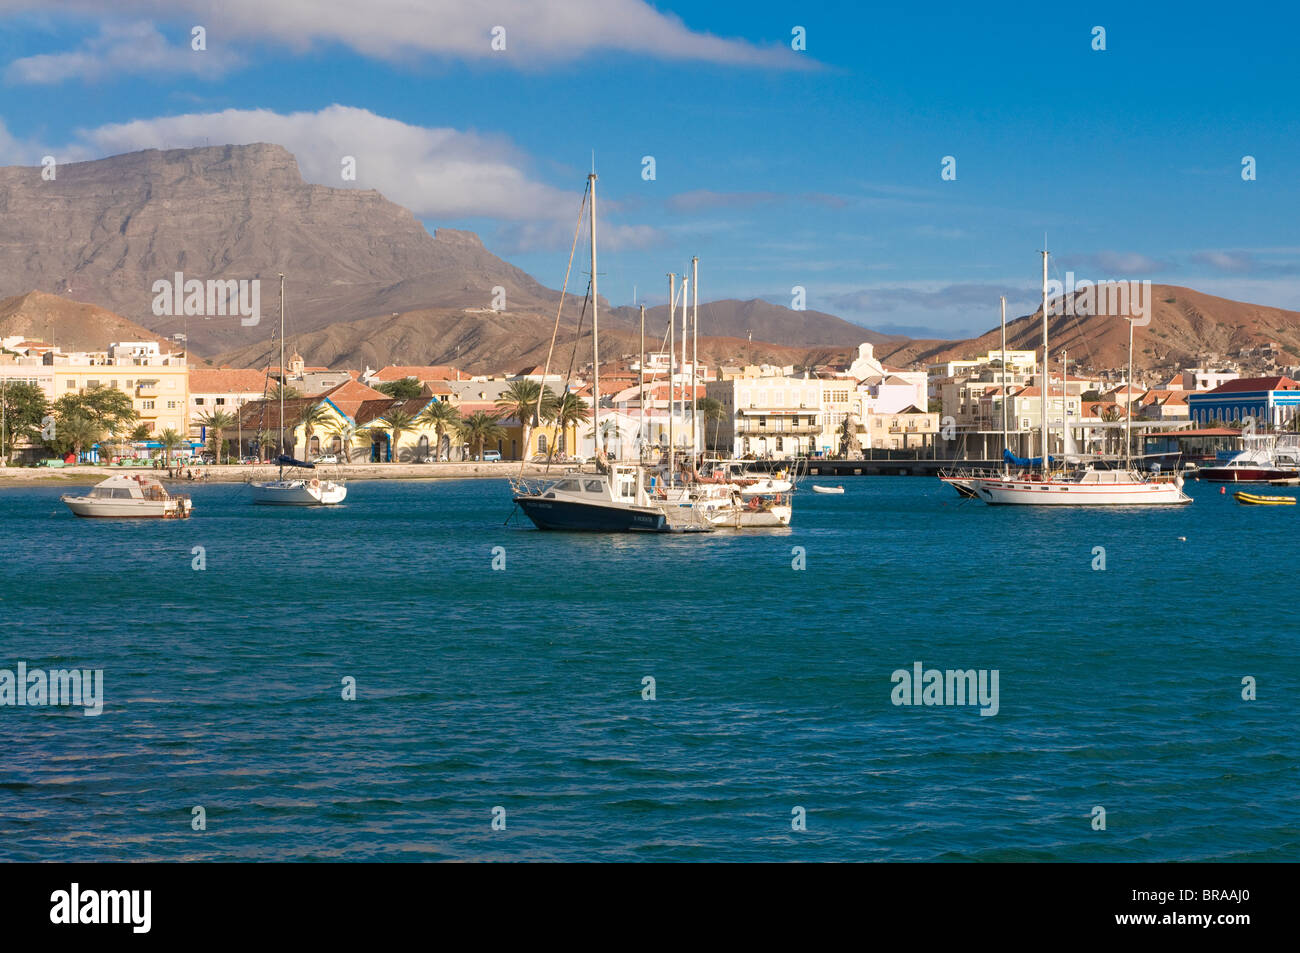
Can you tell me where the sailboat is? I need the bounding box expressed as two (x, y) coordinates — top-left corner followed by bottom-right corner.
(940, 250), (1190, 506)
(511, 173), (711, 532)
(250, 275), (347, 506)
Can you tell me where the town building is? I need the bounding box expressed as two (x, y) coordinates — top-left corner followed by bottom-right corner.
(1186, 376), (1300, 428)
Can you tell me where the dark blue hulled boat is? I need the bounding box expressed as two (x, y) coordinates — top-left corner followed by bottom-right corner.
(513, 465), (669, 532)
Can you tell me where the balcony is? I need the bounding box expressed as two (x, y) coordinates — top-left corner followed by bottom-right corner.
(736, 422), (820, 435)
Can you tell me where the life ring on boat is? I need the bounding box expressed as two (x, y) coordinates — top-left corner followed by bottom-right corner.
(310, 478), (320, 489)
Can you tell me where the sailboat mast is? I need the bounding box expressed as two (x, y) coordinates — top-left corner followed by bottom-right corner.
(667, 272), (676, 481)
(278, 272), (285, 475)
(692, 255), (699, 465)
(1000, 295), (1007, 472)
(680, 273), (688, 462)
(589, 172), (600, 455)
(1126, 315), (1134, 468)
(1040, 250), (1049, 470)
(639, 303), (646, 459)
(1062, 348), (1068, 462)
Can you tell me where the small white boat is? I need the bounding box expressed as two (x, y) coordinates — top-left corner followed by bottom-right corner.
(812, 485), (845, 495)
(250, 473), (347, 506)
(249, 276), (347, 508)
(62, 473), (193, 519)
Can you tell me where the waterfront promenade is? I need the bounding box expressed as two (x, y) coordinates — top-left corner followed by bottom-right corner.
(0, 461), (550, 487)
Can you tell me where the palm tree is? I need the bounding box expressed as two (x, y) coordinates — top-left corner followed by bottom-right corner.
(197, 409), (238, 464)
(324, 419), (362, 463)
(696, 396), (727, 451)
(544, 392), (589, 458)
(377, 408), (417, 462)
(457, 411), (507, 461)
(495, 380), (555, 459)
(416, 400), (461, 461)
(56, 413), (102, 463)
(597, 418), (622, 458)
(269, 383), (303, 402)
(1100, 405), (1122, 455)
(296, 402), (333, 460)
(253, 428), (278, 462)
(157, 428), (184, 470)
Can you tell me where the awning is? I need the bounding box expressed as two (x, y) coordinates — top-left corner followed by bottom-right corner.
(738, 408), (809, 415)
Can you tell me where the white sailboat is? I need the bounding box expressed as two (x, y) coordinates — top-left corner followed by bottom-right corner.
(250, 274), (347, 506)
(941, 250), (1190, 506)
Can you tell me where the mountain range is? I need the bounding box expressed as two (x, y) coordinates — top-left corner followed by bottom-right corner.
(2, 143), (1298, 376)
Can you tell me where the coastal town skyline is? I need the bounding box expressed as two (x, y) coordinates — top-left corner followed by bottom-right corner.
(1, 0), (1293, 915)
(1, 1), (1297, 337)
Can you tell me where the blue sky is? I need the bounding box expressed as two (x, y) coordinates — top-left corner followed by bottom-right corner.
(1, 0), (1297, 338)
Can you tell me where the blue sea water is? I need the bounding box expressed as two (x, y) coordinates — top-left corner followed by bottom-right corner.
(0, 475), (1296, 862)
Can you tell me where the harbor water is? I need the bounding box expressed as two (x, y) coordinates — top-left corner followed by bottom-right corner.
(0, 477), (1295, 861)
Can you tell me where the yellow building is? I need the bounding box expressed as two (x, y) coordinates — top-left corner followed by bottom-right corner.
(48, 342), (190, 436)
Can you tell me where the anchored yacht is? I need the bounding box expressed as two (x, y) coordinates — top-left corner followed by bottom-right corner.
(62, 473), (193, 519)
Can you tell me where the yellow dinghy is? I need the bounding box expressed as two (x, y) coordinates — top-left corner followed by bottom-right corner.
(1234, 491), (1296, 505)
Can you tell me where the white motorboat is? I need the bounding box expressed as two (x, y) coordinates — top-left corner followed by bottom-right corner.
(61, 473), (192, 519)
(708, 491), (792, 527)
(513, 464), (711, 532)
(811, 485), (845, 495)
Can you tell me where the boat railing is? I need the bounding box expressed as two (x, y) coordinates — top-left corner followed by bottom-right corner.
(938, 465), (1005, 480)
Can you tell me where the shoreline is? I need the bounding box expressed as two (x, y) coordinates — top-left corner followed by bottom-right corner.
(0, 461), (559, 487)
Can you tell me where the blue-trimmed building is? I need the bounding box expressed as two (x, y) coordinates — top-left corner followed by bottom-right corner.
(1187, 376), (1300, 427)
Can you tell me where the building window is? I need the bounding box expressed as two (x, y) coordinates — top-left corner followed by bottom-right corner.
(537, 434), (547, 453)
(557, 434), (566, 452)
(195, 397), (205, 405)
(143, 400), (155, 409)
(66, 380), (75, 389)
(215, 397), (225, 405)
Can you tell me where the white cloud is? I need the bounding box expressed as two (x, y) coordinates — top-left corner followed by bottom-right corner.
(0, 105), (662, 251)
(0, 0), (806, 81)
(5, 20), (237, 84)
(76, 104), (577, 221)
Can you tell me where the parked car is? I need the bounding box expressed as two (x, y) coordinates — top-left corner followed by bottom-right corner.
(481, 450), (502, 462)
(311, 453), (339, 464)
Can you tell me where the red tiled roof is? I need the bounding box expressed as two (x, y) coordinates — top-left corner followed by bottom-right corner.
(353, 397), (433, 427)
(1207, 376), (1300, 393)
(189, 368), (267, 394)
(319, 378), (388, 417)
